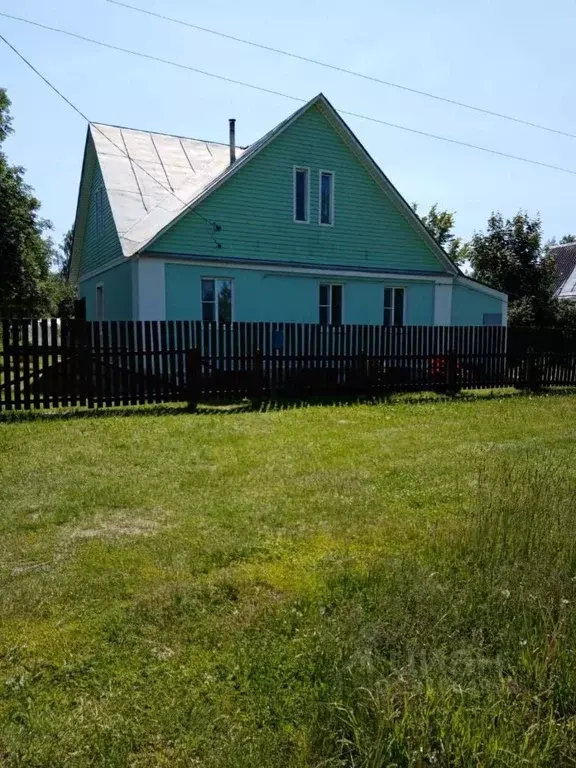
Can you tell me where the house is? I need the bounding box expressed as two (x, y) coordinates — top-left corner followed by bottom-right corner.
(69, 94), (507, 326)
(550, 242), (576, 302)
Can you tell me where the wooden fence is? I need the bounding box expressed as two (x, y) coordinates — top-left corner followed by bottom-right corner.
(1, 320), (575, 411)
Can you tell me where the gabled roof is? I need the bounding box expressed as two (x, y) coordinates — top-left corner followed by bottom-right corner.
(72, 93), (462, 278)
(550, 242), (576, 297)
(89, 124), (247, 258)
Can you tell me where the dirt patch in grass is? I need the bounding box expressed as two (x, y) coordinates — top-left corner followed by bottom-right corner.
(67, 508), (171, 540)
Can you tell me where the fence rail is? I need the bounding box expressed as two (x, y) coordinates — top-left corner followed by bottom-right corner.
(1, 320), (575, 411)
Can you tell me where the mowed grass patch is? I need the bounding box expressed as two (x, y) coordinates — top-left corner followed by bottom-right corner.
(0, 395), (575, 766)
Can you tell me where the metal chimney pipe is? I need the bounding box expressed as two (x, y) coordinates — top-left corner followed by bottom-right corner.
(229, 118), (236, 165)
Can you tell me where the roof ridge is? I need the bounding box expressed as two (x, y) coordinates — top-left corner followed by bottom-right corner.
(90, 121), (247, 149)
(549, 241), (576, 249)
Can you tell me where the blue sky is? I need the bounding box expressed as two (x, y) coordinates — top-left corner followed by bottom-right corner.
(1, 0), (575, 250)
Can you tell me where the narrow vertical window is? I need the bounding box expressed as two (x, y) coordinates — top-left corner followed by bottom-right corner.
(202, 278), (233, 323)
(319, 171), (334, 225)
(393, 288), (404, 327)
(319, 284), (343, 325)
(294, 168), (309, 222)
(383, 287), (405, 327)
(96, 284), (104, 321)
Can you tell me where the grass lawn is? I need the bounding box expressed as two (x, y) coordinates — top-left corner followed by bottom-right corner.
(1, 393), (576, 766)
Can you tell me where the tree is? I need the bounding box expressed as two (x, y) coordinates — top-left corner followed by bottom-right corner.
(48, 228), (76, 317)
(414, 203), (468, 265)
(0, 88), (55, 317)
(547, 233), (576, 246)
(468, 211), (558, 327)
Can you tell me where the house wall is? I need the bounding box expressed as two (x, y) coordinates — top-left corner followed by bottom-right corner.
(78, 157), (123, 277)
(147, 104), (450, 276)
(163, 262), (435, 325)
(451, 281), (506, 326)
(79, 260), (133, 320)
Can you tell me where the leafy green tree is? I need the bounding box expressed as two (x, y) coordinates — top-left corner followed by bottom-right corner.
(414, 203), (468, 265)
(48, 228), (76, 317)
(0, 88), (55, 317)
(468, 211), (557, 327)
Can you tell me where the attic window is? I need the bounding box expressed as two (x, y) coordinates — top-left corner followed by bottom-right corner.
(95, 186), (104, 239)
(293, 168), (309, 223)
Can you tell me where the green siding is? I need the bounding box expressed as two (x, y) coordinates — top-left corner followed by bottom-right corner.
(165, 263), (434, 325)
(79, 261), (133, 320)
(149, 105), (448, 275)
(451, 282), (504, 325)
(78, 157), (123, 277)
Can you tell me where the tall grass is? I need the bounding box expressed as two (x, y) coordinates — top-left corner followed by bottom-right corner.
(328, 450), (576, 767)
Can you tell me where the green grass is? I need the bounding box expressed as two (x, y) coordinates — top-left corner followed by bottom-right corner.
(1, 394), (576, 766)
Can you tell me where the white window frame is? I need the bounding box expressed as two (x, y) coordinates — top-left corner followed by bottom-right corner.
(383, 286), (406, 327)
(319, 283), (344, 325)
(293, 166), (310, 224)
(95, 282), (104, 322)
(201, 277), (234, 323)
(318, 170), (335, 226)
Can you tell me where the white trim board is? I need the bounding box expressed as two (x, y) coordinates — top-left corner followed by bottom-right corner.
(144, 255), (454, 284)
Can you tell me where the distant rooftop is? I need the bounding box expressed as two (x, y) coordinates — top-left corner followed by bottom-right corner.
(549, 241), (576, 296)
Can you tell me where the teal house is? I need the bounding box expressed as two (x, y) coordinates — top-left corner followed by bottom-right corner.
(70, 94), (507, 326)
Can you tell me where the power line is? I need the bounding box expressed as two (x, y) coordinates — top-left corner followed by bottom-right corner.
(2, 11), (576, 178)
(0, 29), (221, 237)
(107, 0), (576, 143)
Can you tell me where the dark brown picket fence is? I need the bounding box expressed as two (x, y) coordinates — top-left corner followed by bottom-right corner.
(0, 320), (575, 411)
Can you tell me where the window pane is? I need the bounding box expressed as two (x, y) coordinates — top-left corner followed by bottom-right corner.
(319, 305), (329, 325)
(217, 280), (232, 323)
(394, 288), (404, 326)
(331, 285), (342, 325)
(320, 172), (333, 224)
(383, 288), (392, 325)
(202, 302), (215, 322)
(201, 279), (215, 302)
(319, 284), (329, 306)
(295, 169), (308, 221)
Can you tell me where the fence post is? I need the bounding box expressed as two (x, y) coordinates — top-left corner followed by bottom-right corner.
(252, 348), (263, 405)
(445, 348), (460, 395)
(187, 347), (201, 410)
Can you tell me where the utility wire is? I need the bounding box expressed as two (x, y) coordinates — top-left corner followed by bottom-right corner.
(0, 29), (221, 236)
(107, 0), (576, 143)
(1, 11), (576, 177)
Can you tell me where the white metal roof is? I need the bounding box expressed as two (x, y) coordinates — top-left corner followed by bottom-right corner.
(90, 123), (246, 257)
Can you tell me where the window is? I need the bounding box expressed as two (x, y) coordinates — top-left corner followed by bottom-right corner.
(319, 284), (342, 325)
(383, 287), (405, 326)
(201, 278), (233, 322)
(294, 168), (309, 222)
(96, 284), (104, 322)
(95, 186), (104, 239)
(319, 171), (334, 225)
(483, 313), (502, 326)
